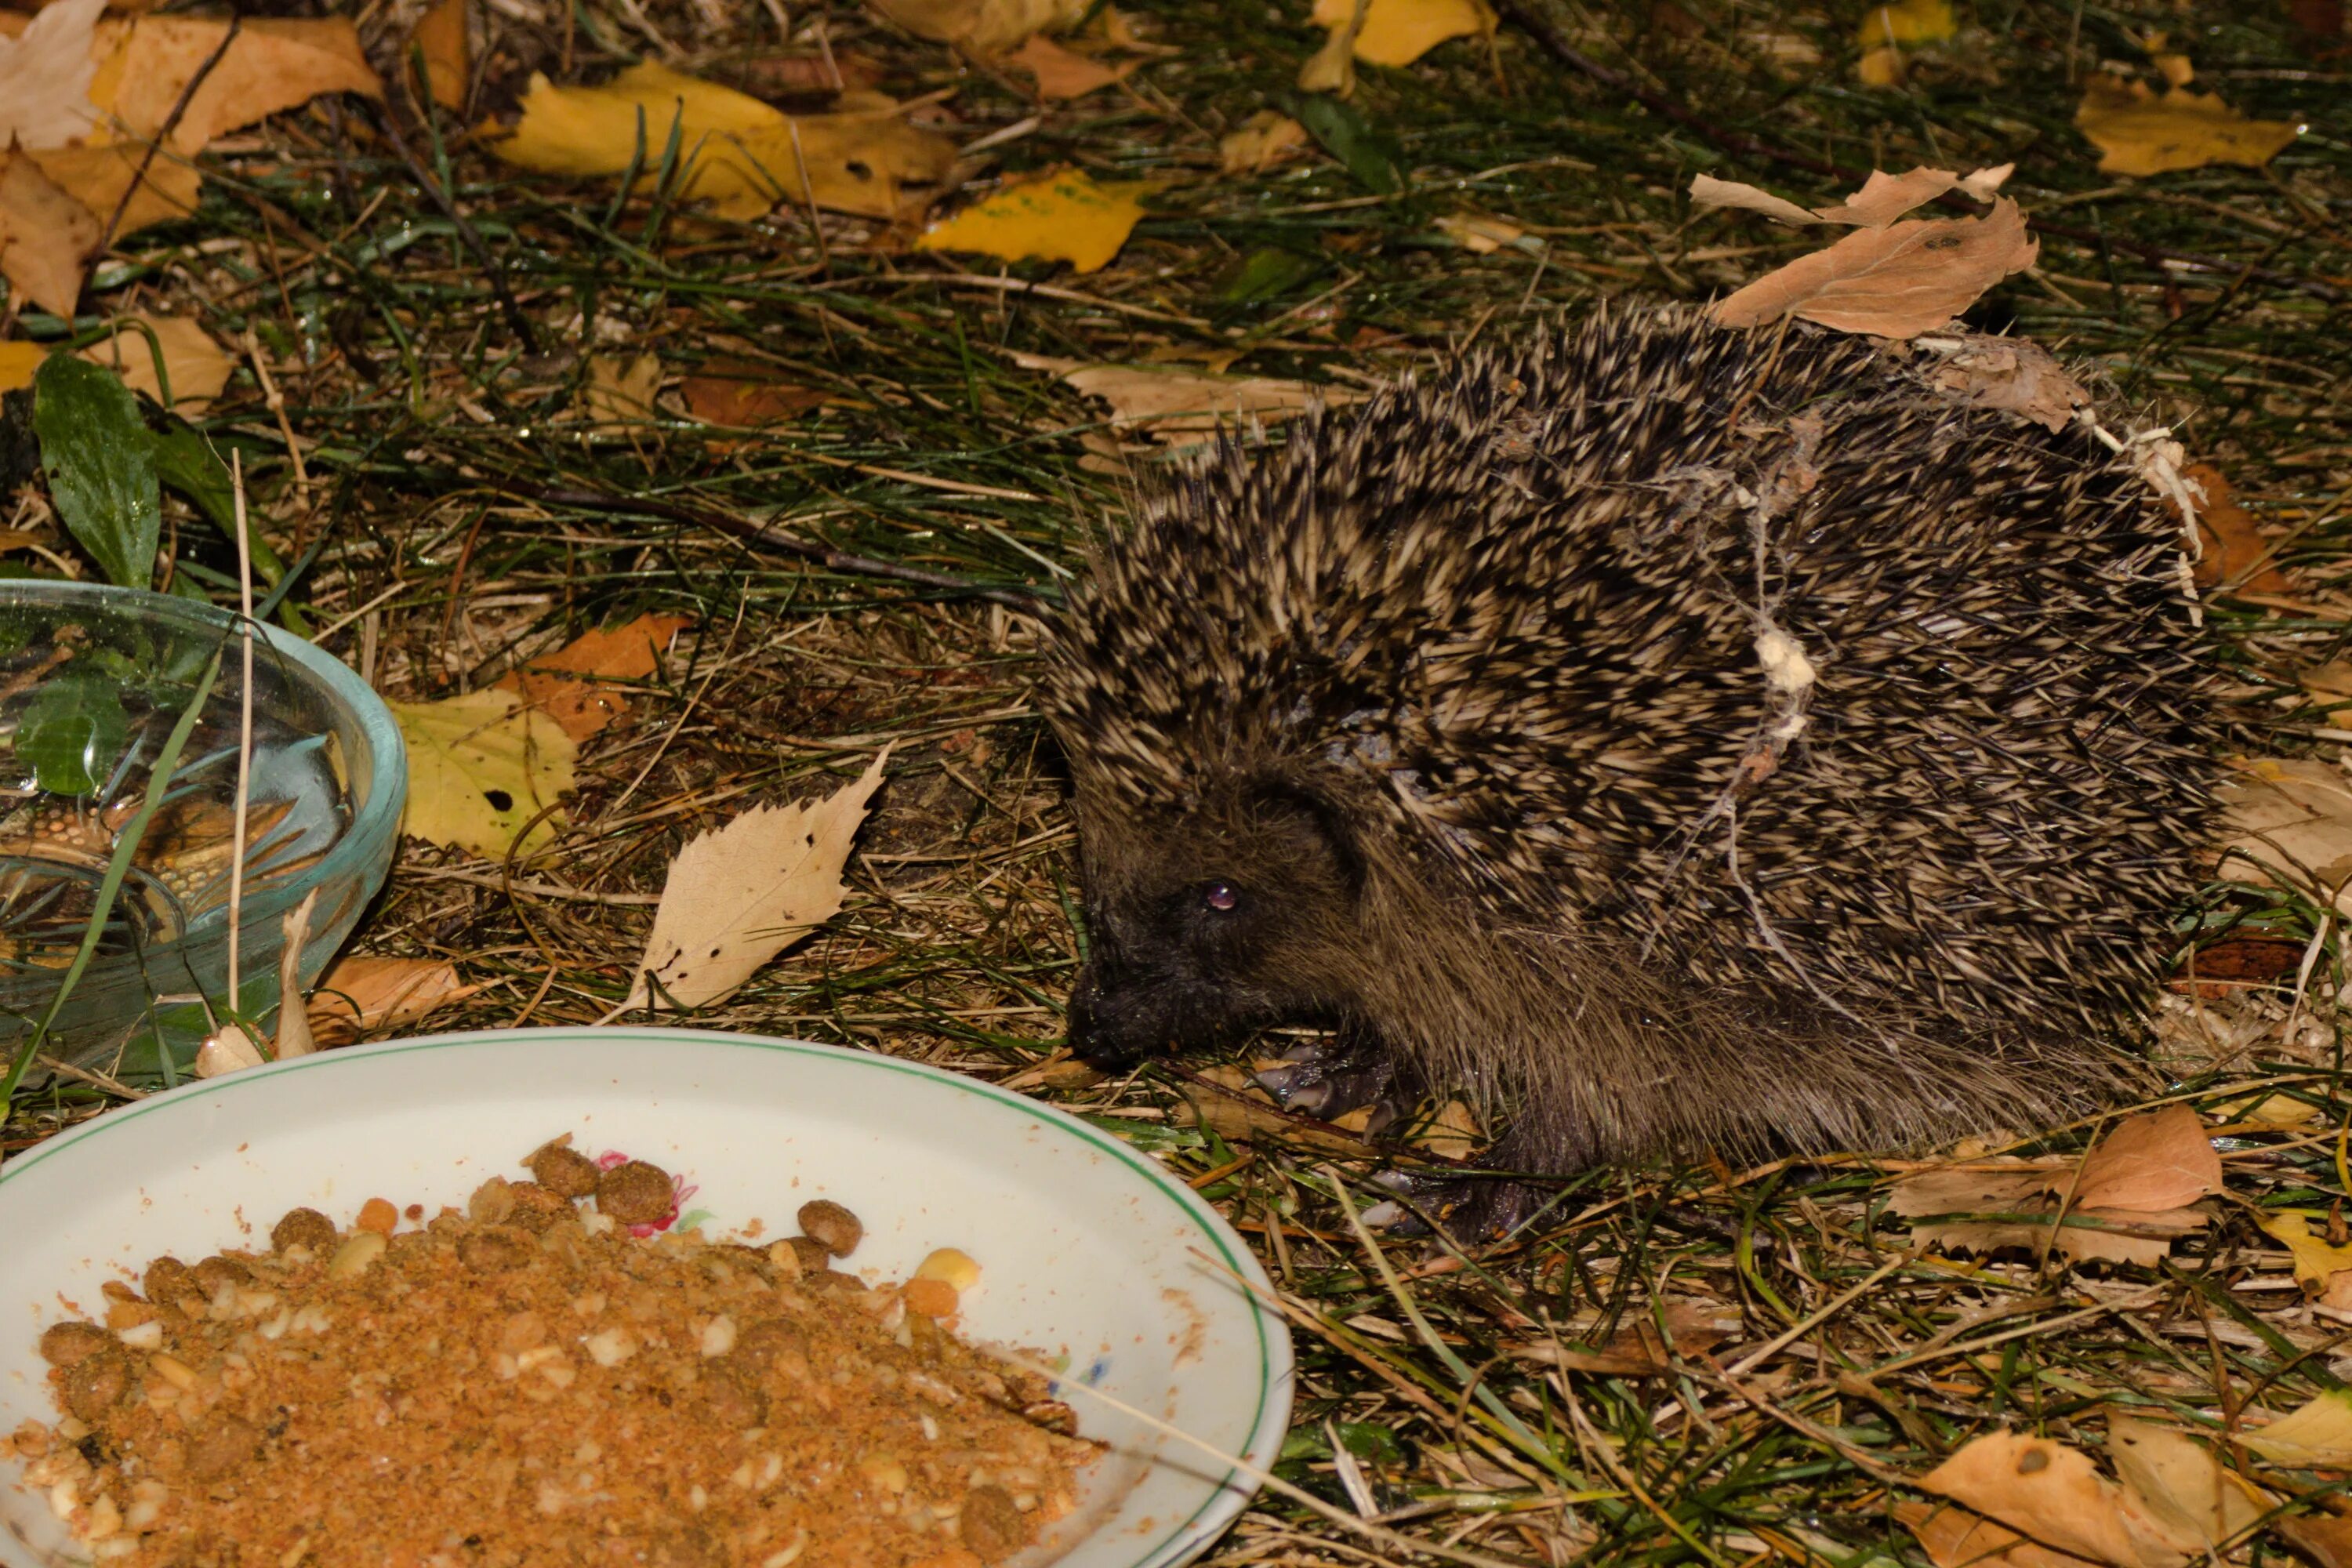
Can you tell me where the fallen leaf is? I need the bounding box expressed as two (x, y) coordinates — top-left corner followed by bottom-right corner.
(1219, 110), (1308, 174)
(0, 341), (40, 391)
(1003, 34), (1133, 97)
(413, 0), (469, 111)
(390, 688), (576, 859)
(2070, 1105), (2221, 1213)
(494, 612), (694, 742)
(679, 358), (832, 431)
(192, 1022), (267, 1078)
(0, 153), (100, 317)
(1708, 197), (2038, 339)
(2107, 1417), (2272, 1550)
(2245, 1389), (2352, 1470)
(1013, 353), (1338, 440)
(2256, 1211), (2352, 1294)
(867, 0), (1084, 53)
(1892, 1108), (2219, 1266)
(2075, 72), (2301, 177)
(1858, 0), (1954, 46)
(2175, 463), (2288, 592)
(1916, 331), (2090, 432)
(622, 751), (888, 1011)
(2218, 757), (2352, 914)
(1897, 1501), (2107, 1568)
(915, 168), (1157, 274)
(1310, 0), (1495, 67)
(307, 955), (478, 1047)
(1921, 1430), (2194, 1568)
(1414, 1098), (1483, 1160)
(1507, 1300), (1732, 1376)
(1170, 1070), (1377, 1157)
(0, 0), (102, 149)
(272, 888), (320, 1061)
(75, 315), (234, 412)
(1296, 17), (1356, 93)
(2279, 1513), (2352, 1568)
(27, 140), (201, 237)
(1436, 211), (1530, 252)
(492, 64), (956, 222)
(93, 16), (384, 153)
(581, 352), (662, 432)
(1691, 165), (2013, 230)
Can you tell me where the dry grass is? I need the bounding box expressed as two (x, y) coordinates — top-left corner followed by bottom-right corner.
(10, 0), (2352, 1562)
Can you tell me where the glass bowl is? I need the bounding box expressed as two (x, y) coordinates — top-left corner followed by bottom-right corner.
(0, 582), (404, 1076)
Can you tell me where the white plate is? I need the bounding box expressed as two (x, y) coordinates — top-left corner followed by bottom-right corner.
(0, 1027), (1293, 1568)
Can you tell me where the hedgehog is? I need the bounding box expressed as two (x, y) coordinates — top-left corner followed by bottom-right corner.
(1041, 305), (2229, 1232)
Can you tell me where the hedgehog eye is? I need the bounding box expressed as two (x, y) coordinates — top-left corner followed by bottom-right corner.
(1201, 880), (1241, 913)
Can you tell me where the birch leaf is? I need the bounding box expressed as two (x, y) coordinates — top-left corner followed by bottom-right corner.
(625, 752), (888, 1011)
(0, 0), (103, 150)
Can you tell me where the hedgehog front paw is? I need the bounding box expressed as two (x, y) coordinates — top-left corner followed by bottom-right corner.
(1254, 1027), (1399, 1122)
(1361, 1172), (1556, 1241)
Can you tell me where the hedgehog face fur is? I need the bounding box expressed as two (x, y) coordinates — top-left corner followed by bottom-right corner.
(1065, 777), (1365, 1064)
(1043, 305), (2227, 1217)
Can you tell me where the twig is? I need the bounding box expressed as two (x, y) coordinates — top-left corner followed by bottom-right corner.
(225, 454), (256, 1018)
(1486, 0), (2344, 303)
(360, 98), (543, 354)
(499, 485), (1052, 612)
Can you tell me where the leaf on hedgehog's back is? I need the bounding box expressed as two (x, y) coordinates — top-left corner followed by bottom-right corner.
(1708, 196), (2038, 339)
(1011, 353), (1339, 442)
(2217, 757), (2352, 915)
(620, 751), (887, 1013)
(1690, 163), (2012, 229)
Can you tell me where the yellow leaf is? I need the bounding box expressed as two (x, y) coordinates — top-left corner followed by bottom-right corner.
(623, 751), (888, 1011)
(2106, 1418), (2272, 1551)
(1414, 1098), (1483, 1160)
(1858, 0), (1954, 47)
(916, 169), (1156, 274)
(2075, 74), (2301, 177)
(390, 688), (575, 860)
(868, 0), (1083, 53)
(490, 64), (953, 220)
(28, 141), (203, 239)
(1310, 0), (1495, 66)
(1919, 1429), (2196, 1568)
(1857, 44), (1905, 86)
(413, 0), (470, 112)
(1218, 110), (1308, 175)
(0, 340), (43, 393)
(1436, 211), (1528, 252)
(2256, 1210), (2352, 1291)
(1897, 1501), (2107, 1568)
(76, 315), (234, 412)
(2244, 1389), (2352, 1470)
(91, 16), (383, 149)
(580, 352), (662, 432)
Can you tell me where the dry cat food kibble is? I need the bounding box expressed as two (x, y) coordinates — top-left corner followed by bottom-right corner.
(4, 1142), (1097, 1568)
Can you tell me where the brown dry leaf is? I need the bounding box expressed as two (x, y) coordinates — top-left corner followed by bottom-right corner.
(192, 1022), (268, 1078)
(1014, 353), (1338, 441)
(75, 314), (233, 411)
(1897, 1501), (2107, 1568)
(867, 0), (1084, 53)
(1414, 1098), (1483, 1160)
(1920, 1430), (2194, 1568)
(271, 891), (320, 1061)
(2070, 1105), (2221, 1213)
(1003, 34), (1133, 97)
(93, 16), (383, 150)
(27, 140), (201, 236)
(494, 612), (694, 743)
(623, 752), (889, 1012)
(1508, 1301), (1733, 1377)
(1692, 164), (2012, 229)
(0, 152), (100, 317)
(2075, 72), (2301, 177)
(0, 0), (102, 149)
(2177, 463), (2288, 592)
(2280, 1514), (2352, 1568)
(2107, 1417), (2272, 1552)
(413, 0), (469, 111)
(1918, 332), (2090, 432)
(1892, 1109), (2219, 1265)
(2217, 757), (2352, 916)
(1218, 110), (1308, 175)
(581, 352), (662, 432)
(1170, 1071), (1377, 1158)
(679, 358), (833, 431)
(1436, 211), (1530, 253)
(307, 955), (479, 1047)
(1710, 197), (2038, 339)
(2245, 1389), (2352, 1470)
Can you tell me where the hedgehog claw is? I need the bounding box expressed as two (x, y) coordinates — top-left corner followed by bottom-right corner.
(1254, 1029), (1399, 1121)
(1363, 1174), (1553, 1243)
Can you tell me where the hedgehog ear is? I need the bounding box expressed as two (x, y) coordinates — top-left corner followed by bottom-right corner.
(1243, 777), (1367, 896)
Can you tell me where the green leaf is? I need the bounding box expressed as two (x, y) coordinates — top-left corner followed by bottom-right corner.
(147, 422), (288, 583)
(1290, 94), (1403, 194)
(33, 357), (162, 590)
(15, 671), (130, 797)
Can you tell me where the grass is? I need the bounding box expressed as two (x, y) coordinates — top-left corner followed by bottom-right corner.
(11, 0), (2352, 1562)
